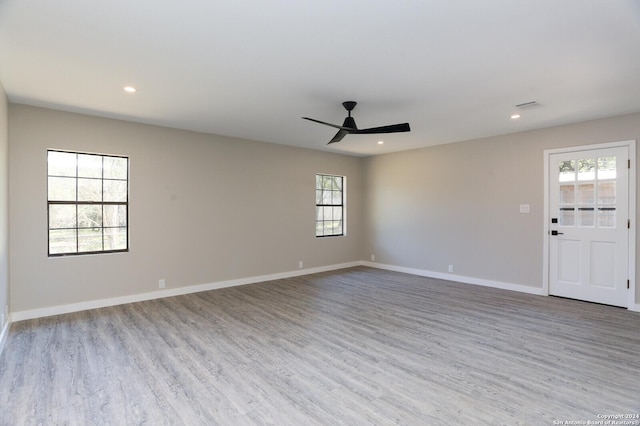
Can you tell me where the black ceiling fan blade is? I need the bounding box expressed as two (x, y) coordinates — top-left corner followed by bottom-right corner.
(327, 129), (348, 144)
(353, 123), (411, 134)
(302, 117), (352, 131)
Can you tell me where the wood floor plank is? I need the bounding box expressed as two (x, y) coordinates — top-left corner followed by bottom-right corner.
(1, 266), (639, 425)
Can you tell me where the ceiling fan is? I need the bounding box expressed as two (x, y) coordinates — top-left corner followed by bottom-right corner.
(302, 101), (411, 144)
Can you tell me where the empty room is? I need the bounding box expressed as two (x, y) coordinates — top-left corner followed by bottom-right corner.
(1, 1), (639, 424)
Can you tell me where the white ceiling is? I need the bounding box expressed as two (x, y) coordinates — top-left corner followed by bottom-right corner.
(1, 1), (640, 156)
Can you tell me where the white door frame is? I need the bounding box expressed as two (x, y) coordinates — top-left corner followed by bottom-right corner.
(543, 140), (636, 310)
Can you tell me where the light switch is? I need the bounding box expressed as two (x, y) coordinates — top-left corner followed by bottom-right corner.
(519, 204), (530, 214)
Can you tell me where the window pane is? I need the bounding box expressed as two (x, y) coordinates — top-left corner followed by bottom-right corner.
(597, 208), (616, 228)
(104, 205), (127, 227)
(103, 157), (128, 179)
(78, 154), (102, 178)
(48, 177), (76, 201)
(78, 228), (103, 252)
(48, 151), (76, 177)
(316, 222), (324, 237)
(332, 222), (343, 235)
(597, 156), (616, 180)
(322, 175), (332, 189)
(332, 176), (340, 190)
(49, 229), (77, 254)
(332, 207), (342, 221)
(577, 158), (595, 181)
(334, 177), (343, 191)
(559, 184), (575, 204)
(597, 182), (616, 205)
(323, 206), (333, 221)
(322, 190), (332, 205)
(104, 227), (127, 250)
(323, 221), (333, 235)
(78, 178), (102, 202)
(559, 208), (575, 227)
(316, 207), (323, 221)
(576, 183), (595, 204)
(578, 208), (595, 227)
(49, 205), (77, 229)
(559, 160), (575, 182)
(332, 190), (342, 205)
(316, 189), (322, 204)
(104, 180), (127, 202)
(78, 205), (103, 228)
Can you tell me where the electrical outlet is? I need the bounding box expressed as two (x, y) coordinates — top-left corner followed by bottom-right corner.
(448, 265), (454, 273)
(298, 261), (304, 269)
(159, 279), (166, 289)
(371, 254), (375, 261)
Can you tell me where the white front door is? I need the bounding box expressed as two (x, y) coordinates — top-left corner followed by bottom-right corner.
(549, 146), (629, 307)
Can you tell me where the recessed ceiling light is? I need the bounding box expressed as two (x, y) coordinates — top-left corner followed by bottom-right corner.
(510, 114), (521, 119)
(123, 86), (136, 93)
(377, 140), (384, 145)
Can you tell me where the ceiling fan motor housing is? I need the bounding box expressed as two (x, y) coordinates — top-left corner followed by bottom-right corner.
(343, 116), (357, 129)
(342, 101), (357, 112)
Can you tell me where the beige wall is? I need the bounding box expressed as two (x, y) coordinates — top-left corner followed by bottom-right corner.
(8, 103), (640, 315)
(364, 112), (640, 304)
(0, 83), (8, 329)
(9, 105), (363, 312)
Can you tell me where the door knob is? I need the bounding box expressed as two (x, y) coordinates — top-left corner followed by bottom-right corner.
(551, 230), (564, 236)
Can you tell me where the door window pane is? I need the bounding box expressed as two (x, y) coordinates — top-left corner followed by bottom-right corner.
(559, 160), (575, 182)
(559, 185), (575, 204)
(576, 183), (595, 204)
(577, 158), (596, 181)
(597, 182), (616, 205)
(578, 208), (595, 227)
(559, 208), (575, 227)
(597, 208), (616, 228)
(597, 156), (616, 179)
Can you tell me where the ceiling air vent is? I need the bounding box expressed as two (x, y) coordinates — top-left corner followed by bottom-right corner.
(515, 101), (540, 110)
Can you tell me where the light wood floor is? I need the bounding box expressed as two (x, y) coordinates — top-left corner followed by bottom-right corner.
(1, 267), (639, 425)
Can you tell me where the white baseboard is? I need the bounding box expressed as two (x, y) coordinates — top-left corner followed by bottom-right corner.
(0, 319), (9, 358)
(11, 261), (362, 322)
(362, 261), (547, 296)
(10, 260), (635, 322)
